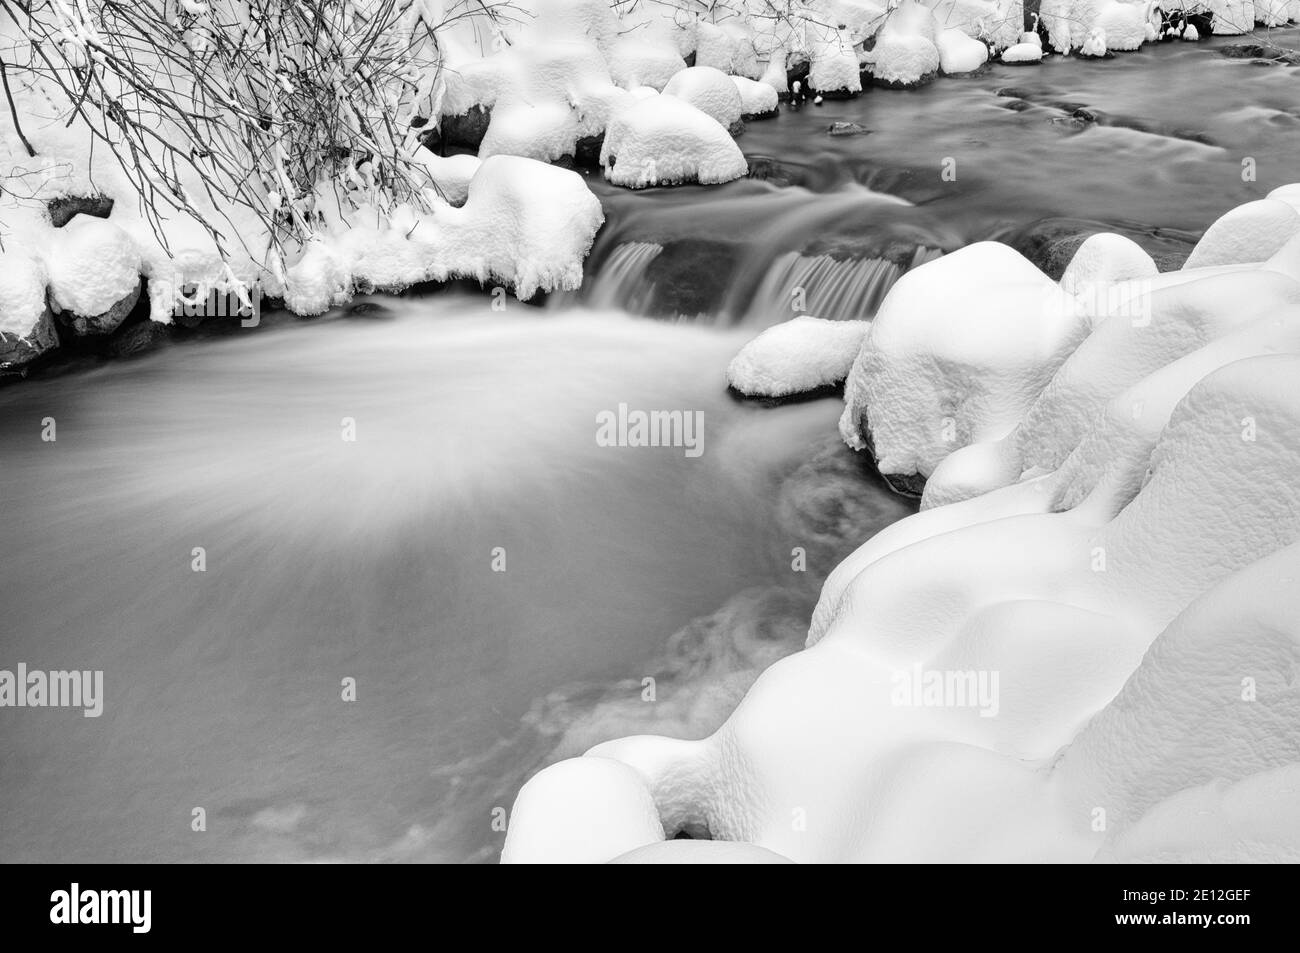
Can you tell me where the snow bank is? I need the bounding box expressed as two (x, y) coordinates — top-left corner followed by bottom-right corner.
(47, 217), (143, 331)
(865, 2), (941, 87)
(727, 317), (870, 398)
(732, 76), (780, 119)
(285, 155), (604, 312)
(839, 242), (1083, 480)
(503, 186), (1300, 864)
(0, 254), (56, 366)
(663, 67), (744, 130)
(600, 94), (748, 188)
(936, 28), (990, 74)
(1183, 199), (1300, 269)
(412, 149), (481, 207)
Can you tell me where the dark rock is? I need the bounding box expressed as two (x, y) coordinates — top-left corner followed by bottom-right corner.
(56, 278), (143, 336)
(870, 70), (938, 90)
(727, 119), (747, 137)
(107, 318), (168, 358)
(742, 107), (779, 121)
(859, 420), (926, 499)
(640, 238), (741, 318)
(48, 194), (114, 227)
(574, 133), (604, 169)
(684, 50), (697, 68)
(1000, 216), (1196, 278)
(0, 305), (59, 368)
(440, 105), (492, 151)
(829, 121), (871, 136)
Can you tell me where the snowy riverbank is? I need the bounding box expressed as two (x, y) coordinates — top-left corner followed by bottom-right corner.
(505, 185), (1300, 863)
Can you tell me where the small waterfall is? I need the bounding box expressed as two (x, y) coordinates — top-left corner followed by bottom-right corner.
(741, 245), (945, 327)
(575, 241), (663, 312)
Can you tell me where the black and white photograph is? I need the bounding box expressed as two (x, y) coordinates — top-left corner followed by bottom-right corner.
(1, 0), (1298, 892)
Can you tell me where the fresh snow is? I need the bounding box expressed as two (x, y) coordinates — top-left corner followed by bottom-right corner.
(727, 317), (870, 398)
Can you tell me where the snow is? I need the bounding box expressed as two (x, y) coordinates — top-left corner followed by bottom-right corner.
(809, 24), (866, 94)
(607, 37), (687, 91)
(611, 841), (795, 864)
(411, 149), (481, 207)
(727, 317), (870, 398)
(663, 67), (744, 130)
(600, 93), (748, 189)
(839, 242), (1083, 478)
(1081, 28), (1108, 56)
(1183, 199), (1300, 269)
(866, 3), (941, 86)
(1059, 232), (1158, 298)
(47, 216), (143, 321)
(1001, 41), (1044, 62)
(506, 351), (1300, 862)
(0, 253), (50, 340)
(936, 28), (990, 74)
(1207, 0), (1257, 33)
(500, 757), (663, 864)
(732, 76), (779, 118)
(503, 187), (1300, 863)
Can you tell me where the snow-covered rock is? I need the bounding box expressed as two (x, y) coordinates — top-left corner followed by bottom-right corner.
(839, 242), (1083, 482)
(731, 76), (779, 120)
(663, 67), (744, 130)
(600, 93), (748, 188)
(412, 148), (481, 207)
(610, 841), (794, 864)
(866, 2), (941, 87)
(1059, 232), (1158, 299)
(1183, 199), (1300, 269)
(1207, 0), (1256, 33)
(809, 24), (865, 94)
(1001, 41), (1044, 62)
(47, 216), (143, 334)
(607, 37), (688, 91)
(727, 317), (870, 398)
(501, 757), (663, 864)
(0, 254), (57, 367)
(1080, 27), (1108, 56)
(936, 28), (990, 73)
(503, 186), (1300, 864)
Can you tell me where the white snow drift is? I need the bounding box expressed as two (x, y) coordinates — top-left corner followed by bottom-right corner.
(504, 186), (1300, 864)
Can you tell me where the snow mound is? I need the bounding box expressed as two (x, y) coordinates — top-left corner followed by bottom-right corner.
(47, 216), (142, 320)
(506, 353), (1300, 862)
(607, 37), (688, 91)
(500, 186), (1300, 863)
(501, 757), (663, 864)
(1096, 1), (1152, 50)
(936, 28), (990, 74)
(809, 24), (866, 94)
(285, 155), (604, 312)
(663, 67), (744, 130)
(600, 93), (748, 188)
(732, 76), (779, 119)
(1184, 199), (1300, 269)
(1207, 0), (1256, 33)
(866, 3), (941, 86)
(412, 149), (481, 207)
(727, 317), (870, 398)
(0, 253), (50, 340)
(1060, 232), (1158, 298)
(839, 242), (1083, 479)
(1001, 41), (1043, 62)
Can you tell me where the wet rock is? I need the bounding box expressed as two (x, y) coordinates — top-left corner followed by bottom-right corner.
(107, 317), (168, 358)
(641, 239), (741, 318)
(0, 304), (58, 369)
(828, 121), (871, 137)
(1002, 217), (1195, 278)
(48, 194), (114, 227)
(56, 278), (144, 337)
(440, 105), (492, 151)
(861, 421), (926, 499)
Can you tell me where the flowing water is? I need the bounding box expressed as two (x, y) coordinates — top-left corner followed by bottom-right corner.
(2, 31), (1298, 862)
